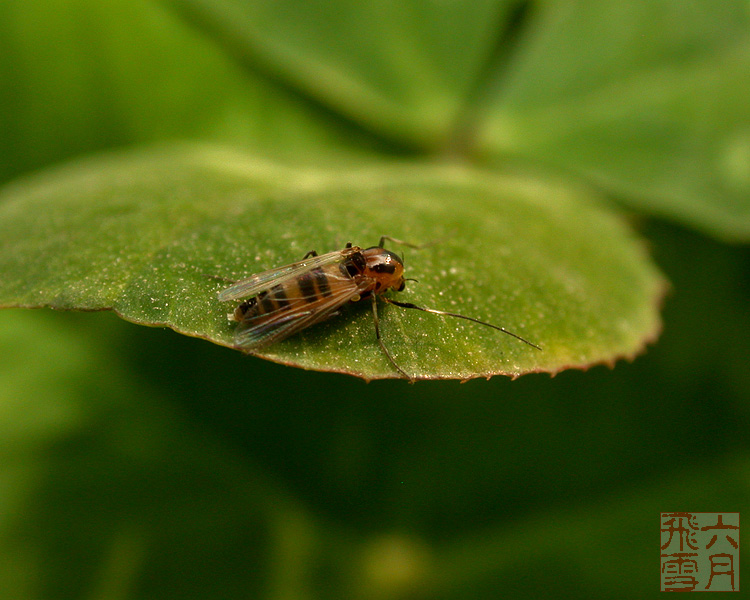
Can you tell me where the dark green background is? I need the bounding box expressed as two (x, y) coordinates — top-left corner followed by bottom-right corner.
(1, 1), (748, 598)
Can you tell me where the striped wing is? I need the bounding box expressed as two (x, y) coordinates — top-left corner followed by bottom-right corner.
(217, 249), (348, 302)
(233, 276), (372, 349)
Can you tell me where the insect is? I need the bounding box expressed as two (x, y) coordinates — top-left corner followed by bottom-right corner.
(218, 236), (541, 380)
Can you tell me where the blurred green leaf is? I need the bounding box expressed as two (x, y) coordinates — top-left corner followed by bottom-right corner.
(0, 309), (295, 599)
(0, 0), (379, 183)
(1, 308), (747, 599)
(156, 0), (750, 240)
(1, 1), (747, 596)
(0, 145), (663, 380)
(476, 0), (750, 241)
(3, 0), (747, 241)
(0, 0), (750, 600)
(163, 0), (523, 149)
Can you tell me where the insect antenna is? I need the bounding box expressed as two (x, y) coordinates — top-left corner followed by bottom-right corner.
(382, 297), (542, 351)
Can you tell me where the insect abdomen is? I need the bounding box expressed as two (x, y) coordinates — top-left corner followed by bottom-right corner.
(235, 264), (354, 322)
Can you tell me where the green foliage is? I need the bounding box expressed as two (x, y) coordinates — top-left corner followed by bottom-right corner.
(0, 0), (748, 598)
(0, 148), (663, 380)
(478, 1), (750, 241)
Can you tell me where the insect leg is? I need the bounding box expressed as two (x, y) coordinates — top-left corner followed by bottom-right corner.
(371, 295), (413, 381)
(382, 297), (542, 351)
(304, 242), (351, 258)
(377, 235), (424, 249)
(377, 236), (447, 251)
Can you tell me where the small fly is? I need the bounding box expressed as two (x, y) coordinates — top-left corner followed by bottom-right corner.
(218, 236), (541, 380)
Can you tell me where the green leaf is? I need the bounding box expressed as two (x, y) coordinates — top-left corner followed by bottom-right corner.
(159, 0), (750, 240)
(0, 0), (378, 183)
(162, 0), (523, 149)
(476, 0), (750, 241)
(0, 145), (664, 381)
(0, 309), (287, 599)
(4, 1), (748, 241)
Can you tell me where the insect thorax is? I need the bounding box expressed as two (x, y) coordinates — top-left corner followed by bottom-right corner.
(339, 249), (367, 279)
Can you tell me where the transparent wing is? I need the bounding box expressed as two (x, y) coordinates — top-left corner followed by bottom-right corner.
(218, 249), (348, 302)
(233, 278), (372, 349)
